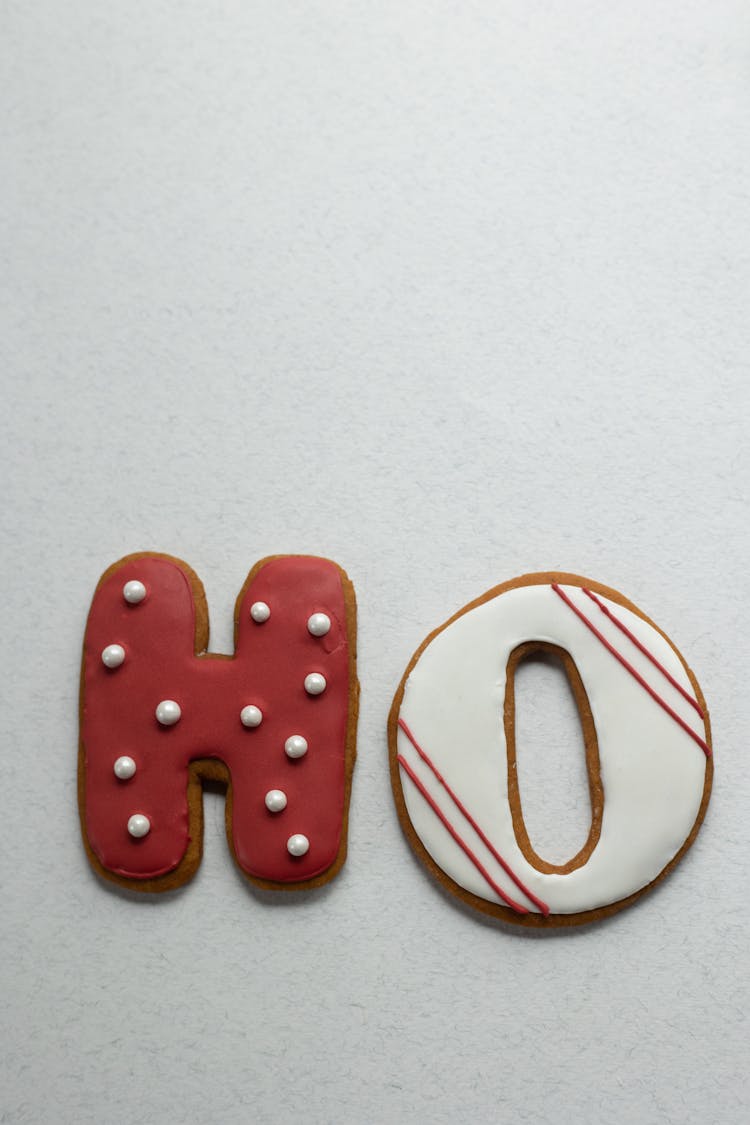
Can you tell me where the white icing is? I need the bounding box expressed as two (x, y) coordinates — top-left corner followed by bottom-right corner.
(307, 613), (331, 637)
(127, 813), (150, 838)
(114, 756), (136, 780)
(304, 673), (326, 695)
(265, 789), (287, 813)
(155, 699), (181, 726)
(240, 705), (263, 728)
(287, 833), (309, 856)
(250, 601), (270, 623)
(285, 735), (308, 759)
(123, 580), (146, 604)
(101, 644), (125, 668)
(397, 582), (709, 916)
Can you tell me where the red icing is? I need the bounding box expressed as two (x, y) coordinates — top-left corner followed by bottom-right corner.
(397, 755), (530, 915)
(81, 555), (355, 883)
(581, 587), (704, 718)
(398, 719), (549, 916)
(399, 720), (549, 914)
(551, 583), (711, 757)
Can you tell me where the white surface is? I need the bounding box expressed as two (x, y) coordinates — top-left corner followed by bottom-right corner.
(1, 3), (748, 1124)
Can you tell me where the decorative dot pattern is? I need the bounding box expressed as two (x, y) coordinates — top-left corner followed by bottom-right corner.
(127, 813), (150, 838)
(81, 554), (354, 886)
(285, 735), (308, 759)
(240, 705), (263, 728)
(101, 644), (125, 668)
(307, 613), (331, 637)
(287, 833), (310, 857)
(114, 756), (136, 780)
(250, 601), (270, 623)
(123, 580), (147, 605)
(265, 790), (288, 813)
(155, 700), (181, 726)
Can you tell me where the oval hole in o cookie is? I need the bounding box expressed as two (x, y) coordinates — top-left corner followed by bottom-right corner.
(506, 646), (597, 871)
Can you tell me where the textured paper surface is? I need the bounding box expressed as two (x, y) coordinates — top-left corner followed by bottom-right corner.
(1, 2), (748, 1122)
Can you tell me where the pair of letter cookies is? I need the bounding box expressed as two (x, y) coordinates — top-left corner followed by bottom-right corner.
(79, 558), (712, 927)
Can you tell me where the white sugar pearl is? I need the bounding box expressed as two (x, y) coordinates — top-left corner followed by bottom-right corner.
(287, 833), (309, 857)
(123, 580), (146, 604)
(127, 813), (150, 838)
(101, 644), (125, 668)
(155, 699), (181, 726)
(250, 601), (270, 623)
(265, 789), (287, 813)
(114, 756), (136, 780)
(240, 705), (263, 728)
(304, 672), (326, 695)
(307, 612), (331, 637)
(284, 735), (308, 759)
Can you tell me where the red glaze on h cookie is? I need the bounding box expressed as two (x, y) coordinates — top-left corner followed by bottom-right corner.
(79, 553), (358, 892)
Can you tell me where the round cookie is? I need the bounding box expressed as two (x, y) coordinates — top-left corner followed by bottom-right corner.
(388, 572), (712, 927)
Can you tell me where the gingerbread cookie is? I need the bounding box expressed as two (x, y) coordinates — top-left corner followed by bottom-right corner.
(79, 553), (358, 892)
(389, 572), (712, 927)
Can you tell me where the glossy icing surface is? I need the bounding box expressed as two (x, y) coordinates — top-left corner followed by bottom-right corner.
(81, 555), (353, 884)
(397, 580), (710, 916)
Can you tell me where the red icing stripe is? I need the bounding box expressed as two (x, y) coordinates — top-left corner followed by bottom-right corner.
(551, 584), (711, 757)
(81, 555), (354, 883)
(397, 754), (530, 915)
(581, 587), (704, 718)
(398, 719), (549, 915)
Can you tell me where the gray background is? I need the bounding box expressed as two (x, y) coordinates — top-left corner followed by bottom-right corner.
(2, 2), (748, 1123)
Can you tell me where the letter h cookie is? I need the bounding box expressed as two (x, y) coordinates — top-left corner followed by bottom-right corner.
(79, 553), (358, 892)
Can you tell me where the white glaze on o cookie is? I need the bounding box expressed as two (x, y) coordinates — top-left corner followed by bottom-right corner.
(395, 578), (711, 919)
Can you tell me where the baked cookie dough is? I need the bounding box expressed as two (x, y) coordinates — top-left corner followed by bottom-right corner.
(79, 553), (358, 893)
(389, 572), (712, 927)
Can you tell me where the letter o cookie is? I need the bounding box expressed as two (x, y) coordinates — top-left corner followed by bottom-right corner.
(388, 572), (712, 927)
